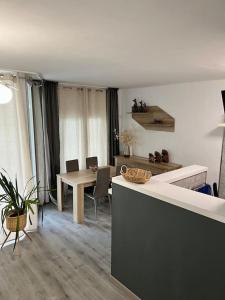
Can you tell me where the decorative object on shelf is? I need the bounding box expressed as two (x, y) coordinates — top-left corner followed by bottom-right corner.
(129, 144), (133, 156)
(149, 153), (155, 163)
(154, 151), (162, 163)
(132, 99), (138, 113)
(162, 149), (169, 163)
(115, 155), (182, 175)
(120, 165), (152, 184)
(139, 100), (144, 112)
(143, 102), (147, 112)
(116, 130), (135, 158)
(132, 105), (175, 132)
(123, 144), (130, 158)
(131, 99), (148, 113)
(0, 171), (41, 253)
(149, 149), (169, 164)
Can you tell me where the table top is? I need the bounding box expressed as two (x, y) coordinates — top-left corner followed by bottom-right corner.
(57, 166), (116, 186)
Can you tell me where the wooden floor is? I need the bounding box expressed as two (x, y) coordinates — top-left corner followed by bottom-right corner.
(0, 196), (133, 300)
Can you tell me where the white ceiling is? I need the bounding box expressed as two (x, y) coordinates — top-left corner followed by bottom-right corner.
(1, 0), (225, 88)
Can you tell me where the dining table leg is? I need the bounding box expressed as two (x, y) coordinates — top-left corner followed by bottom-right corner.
(57, 176), (64, 212)
(73, 183), (84, 224)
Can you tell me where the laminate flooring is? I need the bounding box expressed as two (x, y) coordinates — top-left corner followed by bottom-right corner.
(0, 196), (134, 300)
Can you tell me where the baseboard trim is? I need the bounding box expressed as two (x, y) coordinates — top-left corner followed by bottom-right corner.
(110, 275), (141, 300)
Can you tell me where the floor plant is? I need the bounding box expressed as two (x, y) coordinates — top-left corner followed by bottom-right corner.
(0, 170), (40, 251)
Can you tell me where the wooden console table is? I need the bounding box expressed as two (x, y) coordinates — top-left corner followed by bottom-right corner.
(114, 155), (182, 175)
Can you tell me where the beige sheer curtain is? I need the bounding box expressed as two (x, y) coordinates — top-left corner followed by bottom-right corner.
(0, 76), (31, 189)
(59, 87), (87, 171)
(86, 88), (107, 165)
(0, 74), (36, 244)
(15, 74), (33, 186)
(59, 86), (107, 172)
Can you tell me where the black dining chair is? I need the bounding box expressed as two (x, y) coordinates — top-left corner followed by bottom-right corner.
(84, 167), (110, 218)
(85, 156), (98, 193)
(66, 159), (79, 198)
(108, 166), (122, 213)
(86, 156), (98, 169)
(66, 159), (79, 172)
(109, 165), (121, 188)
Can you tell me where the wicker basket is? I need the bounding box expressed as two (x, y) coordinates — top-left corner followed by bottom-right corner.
(120, 165), (152, 184)
(6, 213), (27, 232)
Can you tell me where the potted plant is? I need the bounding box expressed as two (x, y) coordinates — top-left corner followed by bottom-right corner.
(0, 171), (40, 251)
(117, 130), (135, 157)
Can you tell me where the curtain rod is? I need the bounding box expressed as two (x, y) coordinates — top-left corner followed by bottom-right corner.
(0, 68), (43, 80)
(59, 82), (107, 89)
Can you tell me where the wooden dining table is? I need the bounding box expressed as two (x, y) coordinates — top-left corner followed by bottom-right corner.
(57, 166), (116, 224)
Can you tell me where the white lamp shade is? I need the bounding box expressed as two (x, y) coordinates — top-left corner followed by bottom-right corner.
(0, 84), (13, 104)
(218, 123), (225, 127)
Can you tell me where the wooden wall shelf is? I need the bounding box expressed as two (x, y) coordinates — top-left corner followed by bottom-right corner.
(132, 106), (175, 132)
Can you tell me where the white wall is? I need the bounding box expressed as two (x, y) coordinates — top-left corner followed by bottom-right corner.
(119, 80), (225, 185)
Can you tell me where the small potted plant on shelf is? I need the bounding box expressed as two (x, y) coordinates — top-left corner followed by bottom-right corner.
(0, 171), (40, 252)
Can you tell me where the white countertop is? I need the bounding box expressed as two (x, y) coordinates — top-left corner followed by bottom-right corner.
(112, 165), (225, 224)
(151, 165), (208, 183)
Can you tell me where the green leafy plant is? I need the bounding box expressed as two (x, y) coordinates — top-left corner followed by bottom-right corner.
(0, 170), (40, 251)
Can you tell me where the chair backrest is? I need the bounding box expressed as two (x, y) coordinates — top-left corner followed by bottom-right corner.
(66, 159), (79, 173)
(116, 165), (122, 176)
(86, 156), (98, 169)
(94, 167), (110, 199)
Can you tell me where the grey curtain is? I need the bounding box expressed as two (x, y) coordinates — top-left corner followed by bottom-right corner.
(32, 80), (60, 203)
(106, 88), (120, 165)
(43, 81), (60, 200)
(32, 82), (51, 203)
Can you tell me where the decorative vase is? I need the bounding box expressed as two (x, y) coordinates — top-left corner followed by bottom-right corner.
(129, 145), (133, 156)
(124, 144), (130, 158)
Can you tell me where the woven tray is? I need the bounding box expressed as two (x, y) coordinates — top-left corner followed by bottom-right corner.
(120, 165), (152, 184)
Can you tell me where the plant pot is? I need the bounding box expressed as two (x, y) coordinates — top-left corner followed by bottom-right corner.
(6, 213), (27, 232)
